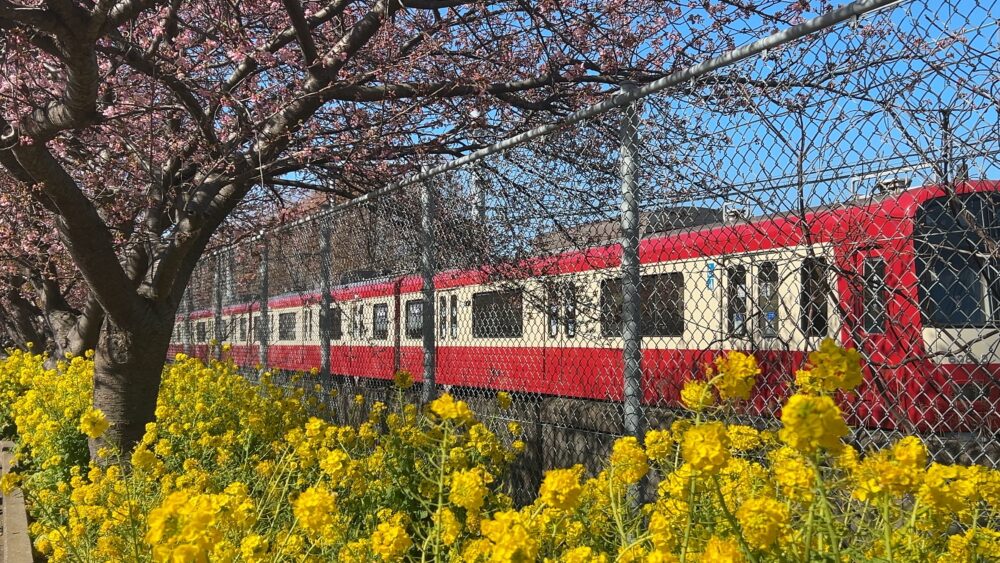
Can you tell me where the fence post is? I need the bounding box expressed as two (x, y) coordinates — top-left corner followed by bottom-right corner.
(258, 234), (270, 370)
(184, 289), (194, 356)
(319, 219), (332, 379)
(618, 82), (643, 439)
(224, 248), (235, 305)
(214, 253), (224, 359)
(420, 169), (437, 404)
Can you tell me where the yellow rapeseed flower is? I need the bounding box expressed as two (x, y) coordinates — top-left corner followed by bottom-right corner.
(648, 498), (688, 552)
(795, 338), (862, 393)
(853, 437), (927, 501)
(369, 514), (412, 560)
(435, 508), (462, 546)
(680, 380), (715, 412)
(681, 422), (731, 475)
(539, 465), (584, 511)
(769, 447), (816, 502)
(393, 369), (414, 389)
(726, 425), (762, 452)
(430, 393), (474, 423)
(450, 467), (491, 513)
(0, 472), (20, 494)
(79, 408), (110, 439)
(609, 436), (648, 484)
(778, 394), (848, 453)
(701, 536), (745, 562)
(736, 496), (789, 550)
(292, 486), (341, 543)
(497, 391), (513, 410)
(644, 428), (673, 462)
(711, 351), (759, 401)
(562, 546), (609, 562)
(479, 509), (539, 562)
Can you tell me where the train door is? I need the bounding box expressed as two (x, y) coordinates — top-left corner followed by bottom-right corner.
(848, 247), (905, 366)
(723, 259), (752, 352)
(846, 245), (911, 427)
(436, 291), (452, 385)
(545, 280), (580, 396)
(753, 260), (782, 346)
(751, 257), (795, 414)
(542, 282), (561, 395)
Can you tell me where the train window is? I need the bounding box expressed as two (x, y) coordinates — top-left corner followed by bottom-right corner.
(564, 283), (577, 338)
(600, 273), (684, 337)
(357, 305), (366, 338)
(405, 300), (424, 339)
(239, 317), (247, 341)
(254, 314), (266, 342)
(861, 258), (886, 333)
(278, 312), (297, 341)
(758, 262), (779, 337)
(439, 297), (447, 337)
(643, 273), (685, 337)
(800, 257), (829, 337)
(547, 284), (560, 338)
(450, 295), (458, 339)
(472, 289), (523, 338)
(915, 193), (1000, 327)
(196, 321), (207, 343)
(727, 265), (748, 336)
(600, 278), (623, 336)
(373, 304), (389, 340)
(304, 309), (313, 341)
(329, 307), (343, 340)
(256, 314), (266, 342)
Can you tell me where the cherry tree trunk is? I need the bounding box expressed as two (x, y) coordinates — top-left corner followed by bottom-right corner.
(89, 317), (171, 460)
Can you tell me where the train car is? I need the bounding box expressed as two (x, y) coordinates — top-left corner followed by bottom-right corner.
(170, 180), (1000, 433)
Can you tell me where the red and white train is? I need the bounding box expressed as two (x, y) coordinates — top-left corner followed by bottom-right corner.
(171, 180), (1000, 433)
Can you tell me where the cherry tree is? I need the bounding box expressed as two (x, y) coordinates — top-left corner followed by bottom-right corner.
(0, 0), (817, 455)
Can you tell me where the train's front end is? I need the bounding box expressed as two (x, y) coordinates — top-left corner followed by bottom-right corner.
(911, 181), (1000, 432)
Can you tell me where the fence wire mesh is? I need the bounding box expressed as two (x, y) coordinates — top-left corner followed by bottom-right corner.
(177, 0), (1000, 488)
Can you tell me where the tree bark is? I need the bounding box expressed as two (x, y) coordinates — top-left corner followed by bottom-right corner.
(89, 314), (171, 460)
(0, 288), (48, 352)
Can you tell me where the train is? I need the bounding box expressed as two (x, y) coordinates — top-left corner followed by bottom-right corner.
(170, 179), (1000, 433)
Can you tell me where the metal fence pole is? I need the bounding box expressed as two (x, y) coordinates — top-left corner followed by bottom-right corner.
(319, 219), (332, 379)
(258, 235), (270, 369)
(420, 171), (437, 404)
(213, 253), (224, 359)
(618, 82), (643, 439)
(184, 289), (193, 356)
(224, 248), (235, 305)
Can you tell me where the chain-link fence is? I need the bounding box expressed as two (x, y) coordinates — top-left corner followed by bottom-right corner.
(174, 0), (1000, 488)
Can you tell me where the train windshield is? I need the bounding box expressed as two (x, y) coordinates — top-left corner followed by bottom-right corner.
(915, 191), (1000, 327)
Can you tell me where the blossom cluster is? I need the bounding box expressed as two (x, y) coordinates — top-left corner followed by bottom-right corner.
(0, 340), (997, 561)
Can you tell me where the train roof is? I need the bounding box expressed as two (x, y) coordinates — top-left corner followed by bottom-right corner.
(180, 180), (999, 315)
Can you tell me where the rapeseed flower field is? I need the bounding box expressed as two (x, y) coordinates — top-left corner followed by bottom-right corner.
(0, 341), (998, 561)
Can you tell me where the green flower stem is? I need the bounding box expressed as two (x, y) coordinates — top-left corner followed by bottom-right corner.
(813, 452), (842, 561)
(421, 423), (450, 563)
(711, 475), (759, 563)
(608, 470), (631, 548)
(881, 496), (894, 562)
(801, 498), (816, 563)
(679, 471), (697, 563)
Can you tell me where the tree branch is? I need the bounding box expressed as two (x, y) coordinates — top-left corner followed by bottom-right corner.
(281, 0), (320, 71)
(8, 135), (146, 328)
